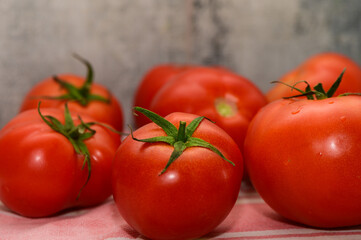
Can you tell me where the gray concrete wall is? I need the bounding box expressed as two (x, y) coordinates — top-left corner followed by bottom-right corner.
(1, 0), (360, 128)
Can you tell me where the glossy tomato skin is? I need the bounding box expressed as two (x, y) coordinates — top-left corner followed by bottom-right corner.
(0, 108), (121, 217)
(113, 112), (243, 240)
(133, 64), (191, 128)
(267, 52), (361, 101)
(20, 74), (124, 131)
(244, 96), (361, 228)
(149, 67), (267, 153)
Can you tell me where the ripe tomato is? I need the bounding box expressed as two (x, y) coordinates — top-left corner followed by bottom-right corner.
(0, 106), (120, 217)
(113, 108), (243, 240)
(267, 52), (361, 101)
(147, 67), (267, 156)
(20, 55), (124, 131)
(133, 64), (191, 128)
(244, 74), (361, 228)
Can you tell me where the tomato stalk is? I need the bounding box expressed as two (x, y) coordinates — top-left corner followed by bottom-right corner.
(130, 107), (235, 175)
(176, 121), (187, 142)
(271, 69), (361, 100)
(34, 54), (110, 106)
(37, 102), (121, 198)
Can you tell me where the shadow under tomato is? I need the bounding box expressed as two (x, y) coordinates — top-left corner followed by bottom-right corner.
(263, 210), (306, 227)
(203, 226), (232, 239)
(201, 203), (249, 239)
(264, 210), (361, 231)
(0, 203), (11, 213)
(120, 224), (144, 239)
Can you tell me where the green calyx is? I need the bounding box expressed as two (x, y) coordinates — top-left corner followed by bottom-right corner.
(272, 69), (361, 100)
(131, 107), (235, 175)
(37, 102), (97, 197)
(42, 54), (110, 106)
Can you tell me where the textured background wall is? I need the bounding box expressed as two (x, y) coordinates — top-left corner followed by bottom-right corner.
(0, 0), (361, 128)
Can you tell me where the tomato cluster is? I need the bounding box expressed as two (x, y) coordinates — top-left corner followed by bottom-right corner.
(1, 52), (361, 239)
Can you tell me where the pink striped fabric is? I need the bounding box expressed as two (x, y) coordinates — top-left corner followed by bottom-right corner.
(1, 190), (361, 240)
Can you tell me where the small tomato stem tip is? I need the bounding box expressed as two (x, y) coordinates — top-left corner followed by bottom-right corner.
(177, 121), (187, 142)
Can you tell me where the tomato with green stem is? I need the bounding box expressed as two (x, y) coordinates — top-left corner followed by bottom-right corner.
(0, 103), (120, 217)
(19, 54), (124, 131)
(267, 52), (361, 101)
(113, 107), (243, 240)
(244, 70), (361, 228)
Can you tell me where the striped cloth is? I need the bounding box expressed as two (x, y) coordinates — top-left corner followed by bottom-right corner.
(1, 190), (361, 240)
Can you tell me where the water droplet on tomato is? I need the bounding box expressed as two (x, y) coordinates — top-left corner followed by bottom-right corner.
(340, 116), (346, 122)
(329, 101), (334, 104)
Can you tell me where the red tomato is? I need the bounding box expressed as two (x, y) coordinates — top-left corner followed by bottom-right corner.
(267, 52), (361, 101)
(148, 66), (267, 157)
(0, 107), (120, 217)
(113, 110), (243, 240)
(20, 56), (124, 131)
(133, 64), (191, 128)
(244, 93), (361, 228)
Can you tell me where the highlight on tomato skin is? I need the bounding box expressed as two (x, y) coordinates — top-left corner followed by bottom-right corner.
(112, 108), (243, 240)
(19, 54), (124, 132)
(267, 52), (361, 102)
(244, 72), (361, 228)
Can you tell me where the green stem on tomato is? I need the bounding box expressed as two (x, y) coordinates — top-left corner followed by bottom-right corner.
(34, 54), (110, 106)
(37, 102), (95, 198)
(176, 121), (187, 142)
(37, 101), (125, 199)
(272, 69), (351, 100)
(131, 107), (235, 175)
